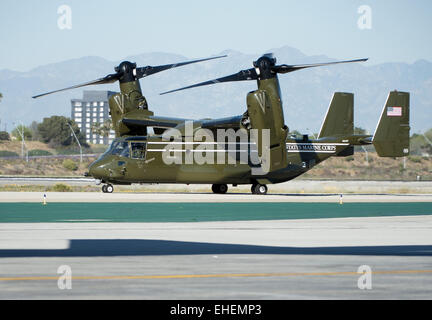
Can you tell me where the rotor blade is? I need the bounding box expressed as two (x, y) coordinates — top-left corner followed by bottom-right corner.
(32, 73), (119, 99)
(136, 55), (227, 79)
(273, 58), (368, 74)
(160, 68), (258, 95)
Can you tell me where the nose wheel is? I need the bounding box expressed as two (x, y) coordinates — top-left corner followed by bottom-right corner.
(251, 183), (268, 195)
(102, 184), (114, 193)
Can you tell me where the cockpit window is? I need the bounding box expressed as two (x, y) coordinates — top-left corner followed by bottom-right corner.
(131, 142), (147, 159)
(98, 140), (115, 160)
(111, 141), (130, 158)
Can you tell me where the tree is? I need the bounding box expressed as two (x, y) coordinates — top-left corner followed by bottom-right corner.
(410, 129), (432, 156)
(11, 124), (32, 141)
(29, 121), (42, 141)
(354, 126), (367, 135)
(0, 131), (10, 140)
(425, 128), (432, 141)
(37, 116), (87, 147)
(91, 118), (112, 138)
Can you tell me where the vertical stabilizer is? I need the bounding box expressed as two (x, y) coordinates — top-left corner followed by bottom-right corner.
(373, 91), (410, 157)
(318, 92), (354, 138)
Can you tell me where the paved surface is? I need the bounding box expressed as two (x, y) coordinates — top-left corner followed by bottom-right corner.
(0, 216), (431, 299)
(1, 178), (432, 194)
(0, 192), (431, 203)
(0, 202), (431, 222)
(0, 182), (430, 299)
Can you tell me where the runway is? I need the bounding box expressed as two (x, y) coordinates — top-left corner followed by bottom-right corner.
(0, 191), (431, 299)
(0, 217), (431, 299)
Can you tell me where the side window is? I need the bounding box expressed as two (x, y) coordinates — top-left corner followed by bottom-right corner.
(131, 142), (147, 159)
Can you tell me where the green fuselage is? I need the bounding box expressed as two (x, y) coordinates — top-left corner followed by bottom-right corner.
(88, 56), (380, 188)
(88, 134), (357, 186)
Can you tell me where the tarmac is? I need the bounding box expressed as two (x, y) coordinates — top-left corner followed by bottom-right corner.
(0, 183), (431, 299)
(0, 216), (431, 299)
(1, 177), (432, 194)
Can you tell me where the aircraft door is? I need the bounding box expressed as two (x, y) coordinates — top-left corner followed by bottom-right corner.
(126, 142), (148, 179)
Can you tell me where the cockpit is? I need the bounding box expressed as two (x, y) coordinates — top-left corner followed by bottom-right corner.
(100, 138), (147, 160)
(89, 137), (149, 183)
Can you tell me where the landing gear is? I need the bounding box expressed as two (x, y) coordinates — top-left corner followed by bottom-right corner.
(251, 183), (268, 195)
(102, 184), (114, 193)
(212, 184), (228, 194)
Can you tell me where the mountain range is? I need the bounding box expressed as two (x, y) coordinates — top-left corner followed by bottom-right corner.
(0, 46), (431, 134)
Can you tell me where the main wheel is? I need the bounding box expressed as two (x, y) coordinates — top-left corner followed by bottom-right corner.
(102, 185), (107, 193)
(106, 184), (114, 193)
(212, 184), (228, 194)
(251, 183), (267, 195)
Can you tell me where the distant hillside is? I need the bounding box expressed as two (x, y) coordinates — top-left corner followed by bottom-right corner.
(0, 46), (431, 135)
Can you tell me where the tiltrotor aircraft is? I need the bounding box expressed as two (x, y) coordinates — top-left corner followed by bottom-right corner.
(33, 54), (410, 194)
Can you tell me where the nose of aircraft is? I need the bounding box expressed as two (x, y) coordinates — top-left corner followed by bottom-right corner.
(88, 162), (107, 179)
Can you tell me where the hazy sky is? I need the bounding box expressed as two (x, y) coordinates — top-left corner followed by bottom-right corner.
(0, 0), (431, 71)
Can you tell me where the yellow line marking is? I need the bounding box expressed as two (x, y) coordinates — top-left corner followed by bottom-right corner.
(1, 270), (432, 281)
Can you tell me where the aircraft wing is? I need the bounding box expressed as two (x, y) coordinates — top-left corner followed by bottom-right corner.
(123, 115), (243, 130)
(122, 116), (191, 129)
(201, 115), (243, 130)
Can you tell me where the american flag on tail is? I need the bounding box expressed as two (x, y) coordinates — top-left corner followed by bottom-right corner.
(387, 106), (402, 116)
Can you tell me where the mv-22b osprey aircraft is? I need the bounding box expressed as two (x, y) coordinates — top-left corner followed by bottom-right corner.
(33, 54), (410, 194)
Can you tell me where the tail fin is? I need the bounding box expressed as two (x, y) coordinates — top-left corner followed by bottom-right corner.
(318, 92), (353, 138)
(373, 91), (410, 157)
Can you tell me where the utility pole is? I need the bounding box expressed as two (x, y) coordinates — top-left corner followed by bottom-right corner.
(20, 122), (29, 162)
(67, 122), (82, 163)
(422, 133), (432, 148)
(417, 130), (431, 157)
(361, 146), (369, 166)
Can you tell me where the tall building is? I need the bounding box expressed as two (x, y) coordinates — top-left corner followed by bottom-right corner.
(71, 90), (117, 145)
